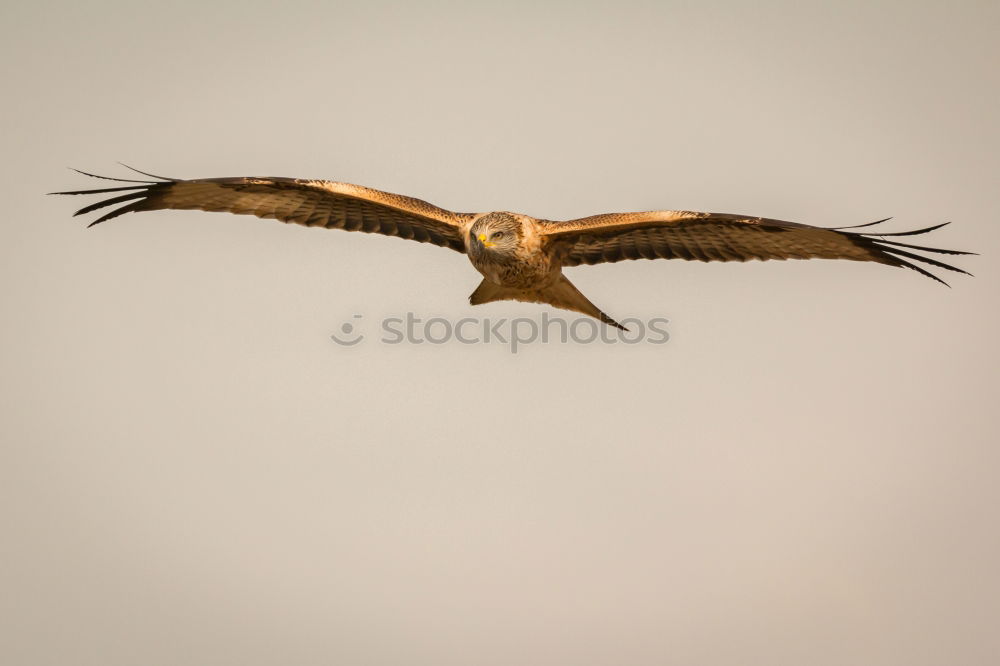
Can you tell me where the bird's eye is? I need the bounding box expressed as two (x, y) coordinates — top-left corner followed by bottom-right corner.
(492, 231), (504, 240)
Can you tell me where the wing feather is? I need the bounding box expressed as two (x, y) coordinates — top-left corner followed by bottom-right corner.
(52, 170), (473, 253)
(542, 211), (973, 284)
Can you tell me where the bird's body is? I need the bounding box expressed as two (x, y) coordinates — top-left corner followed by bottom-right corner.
(53, 167), (973, 329)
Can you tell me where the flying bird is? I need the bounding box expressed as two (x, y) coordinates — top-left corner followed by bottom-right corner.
(53, 167), (973, 329)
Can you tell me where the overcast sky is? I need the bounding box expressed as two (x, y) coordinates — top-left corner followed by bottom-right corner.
(2, 1), (998, 665)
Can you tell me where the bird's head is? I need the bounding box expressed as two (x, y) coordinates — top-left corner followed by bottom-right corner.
(469, 212), (522, 257)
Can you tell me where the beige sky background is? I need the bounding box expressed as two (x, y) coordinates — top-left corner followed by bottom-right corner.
(2, 1), (998, 664)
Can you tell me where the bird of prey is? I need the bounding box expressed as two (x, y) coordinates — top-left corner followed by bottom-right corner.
(53, 166), (973, 329)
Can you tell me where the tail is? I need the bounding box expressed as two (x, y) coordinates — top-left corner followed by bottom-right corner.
(469, 274), (627, 330)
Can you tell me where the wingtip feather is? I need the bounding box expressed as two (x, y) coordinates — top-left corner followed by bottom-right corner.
(116, 162), (173, 181)
(833, 216), (894, 230)
(68, 168), (157, 184)
(871, 222), (952, 237)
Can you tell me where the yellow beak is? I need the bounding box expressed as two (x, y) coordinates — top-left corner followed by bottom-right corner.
(478, 233), (494, 248)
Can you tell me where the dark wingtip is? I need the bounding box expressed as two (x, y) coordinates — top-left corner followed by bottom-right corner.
(842, 218), (974, 285)
(833, 216), (893, 230)
(50, 184), (150, 196)
(871, 237), (978, 256)
(84, 200), (145, 226)
(117, 162), (173, 181)
(899, 260), (952, 286)
(68, 167), (157, 184)
(872, 222), (952, 237)
(879, 245), (973, 277)
(70, 191), (147, 217)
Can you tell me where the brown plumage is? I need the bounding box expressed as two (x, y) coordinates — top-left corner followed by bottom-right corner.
(52, 167), (974, 329)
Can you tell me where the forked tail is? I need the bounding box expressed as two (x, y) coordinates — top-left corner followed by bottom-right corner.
(469, 274), (626, 330)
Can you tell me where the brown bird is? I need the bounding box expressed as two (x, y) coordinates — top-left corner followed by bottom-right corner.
(53, 166), (973, 329)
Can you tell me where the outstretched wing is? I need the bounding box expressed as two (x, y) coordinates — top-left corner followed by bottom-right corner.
(52, 167), (473, 253)
(541, 211), (973, 285)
